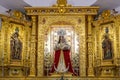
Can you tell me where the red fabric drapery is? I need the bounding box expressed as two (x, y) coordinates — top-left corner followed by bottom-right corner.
(51, 50), (61, 73)
(51, 49), (75, 75)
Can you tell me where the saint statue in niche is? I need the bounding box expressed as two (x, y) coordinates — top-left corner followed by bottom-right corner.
(102, 27), (113, 60)
(10, 28), (22, 60)
(50, 29), (76, 75)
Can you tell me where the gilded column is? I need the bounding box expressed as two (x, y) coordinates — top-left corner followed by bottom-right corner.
(2, 20), (9, 65)
(114, 18), (120, 76)
(37, 33), (44, 77)
(24, 26), (28, 65)
(27, 26), (31, 61)
(115, 19), (119, 61)
(87, 16), (94, 76)
(0, 23), (2, 59)
(37, 20), (44, 77)
(29, 16), (37, 76)
(77, 16), (86, 77)
(96, 24), (101, 67)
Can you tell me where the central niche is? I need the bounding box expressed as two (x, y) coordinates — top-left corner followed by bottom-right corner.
(44, 25), (80, 76)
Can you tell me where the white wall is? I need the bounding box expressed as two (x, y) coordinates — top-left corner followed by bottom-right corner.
(115, 6), (120, 13)
(0, 5), (8, 15)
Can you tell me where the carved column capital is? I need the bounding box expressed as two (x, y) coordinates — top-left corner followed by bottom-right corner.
(31, 16), (37, 22)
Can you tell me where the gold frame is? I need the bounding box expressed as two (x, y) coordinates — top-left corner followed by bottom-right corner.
(93, 10), (120, 77)
(37, 15), (86, 77)
(0, 13), (31, 77)
(25, 0), (99, 77)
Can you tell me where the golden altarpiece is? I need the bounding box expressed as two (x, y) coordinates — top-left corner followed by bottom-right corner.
(0, 0), (120, 80)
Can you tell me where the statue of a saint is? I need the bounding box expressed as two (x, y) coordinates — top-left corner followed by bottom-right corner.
(102, 27), (113, 59)
(50, 29), (75, 75)
(102, 35), (112, 59)
(10, 28), (22, 60)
